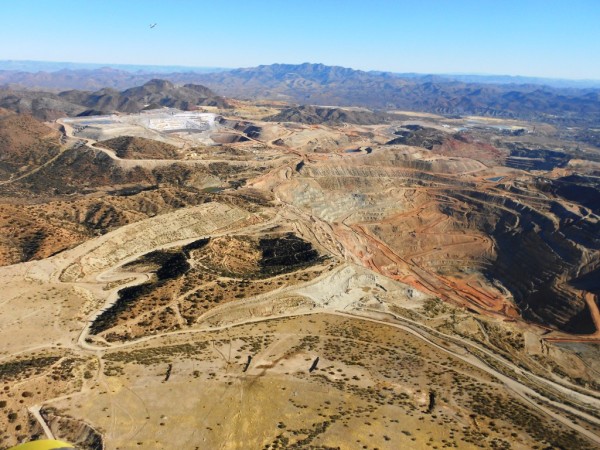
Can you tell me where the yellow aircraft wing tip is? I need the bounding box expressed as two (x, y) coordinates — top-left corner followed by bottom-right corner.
(8, 439), (76, 450)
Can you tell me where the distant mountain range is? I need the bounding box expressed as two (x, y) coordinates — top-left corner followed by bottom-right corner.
(2, 60), (599, 89)
(189, 64), (600, 126)
(0, 60), (227, 74)
(1, 62), (599, 126)
(376, 72), (600, 89)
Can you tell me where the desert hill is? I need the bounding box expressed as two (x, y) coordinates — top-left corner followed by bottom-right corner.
(0, 110), (272, 264)
(59, 79), (230, 113)
(266, 104), (391, 125)
(95, 136), (181, 159)
(0, 79), (229, 120)
(0, 88), (87, 120)
(0, 186), (255, 265)
(0, 111), (61, 181)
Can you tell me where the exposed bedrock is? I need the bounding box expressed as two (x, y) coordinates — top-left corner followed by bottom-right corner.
(288, 152), (599, 333)
(447, 190), (600, 333)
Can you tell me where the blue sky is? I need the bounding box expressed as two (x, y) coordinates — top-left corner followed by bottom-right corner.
(1, 0), (599, 79)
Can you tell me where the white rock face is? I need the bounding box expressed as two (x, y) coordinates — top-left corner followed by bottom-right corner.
(62, 109), (221, 144)
(140, 110), (218, 132)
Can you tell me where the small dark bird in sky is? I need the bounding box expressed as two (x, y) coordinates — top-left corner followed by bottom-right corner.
(150, 23), (157, 29)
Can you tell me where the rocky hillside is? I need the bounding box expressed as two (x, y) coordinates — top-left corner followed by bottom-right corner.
(0, 109), (272, 265)
(58, 79), (230, 114)
(95, 136), (181, 159)
(0, 111), (61, 181)
(266, 105), (391, 125)
(0, 79), (229, 119)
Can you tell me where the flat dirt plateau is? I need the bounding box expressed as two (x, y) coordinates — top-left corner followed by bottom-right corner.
(1, 102), (600, 449)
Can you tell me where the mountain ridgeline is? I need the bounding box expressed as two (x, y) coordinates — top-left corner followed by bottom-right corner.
(2, 63), (599, 126)
(0, 79), (229, 120)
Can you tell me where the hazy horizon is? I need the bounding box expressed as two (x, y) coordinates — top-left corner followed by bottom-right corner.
(1, 0), (599, 80)
(2, 59), (600, 86)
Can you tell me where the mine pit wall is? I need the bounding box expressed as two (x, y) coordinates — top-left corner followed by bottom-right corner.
(299, 165), (467, 190)
(445, 189), (599, 334)
(571, 260), (600, 294)
(296, 154), (598, 334)
(41, 407), (103, 450)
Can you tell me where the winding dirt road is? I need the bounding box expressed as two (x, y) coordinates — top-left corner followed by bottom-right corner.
(62, 243), (600, 446)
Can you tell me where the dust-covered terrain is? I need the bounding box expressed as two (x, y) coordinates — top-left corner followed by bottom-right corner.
(1, 81), (600, 449)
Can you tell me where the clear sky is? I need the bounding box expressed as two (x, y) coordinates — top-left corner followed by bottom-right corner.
(1, 0), (599, 79)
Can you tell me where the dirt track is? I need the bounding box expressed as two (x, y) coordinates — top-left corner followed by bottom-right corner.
(53, 213), (599, 445)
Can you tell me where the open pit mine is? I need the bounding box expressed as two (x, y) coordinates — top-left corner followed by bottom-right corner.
(0, 88), (599, 450)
